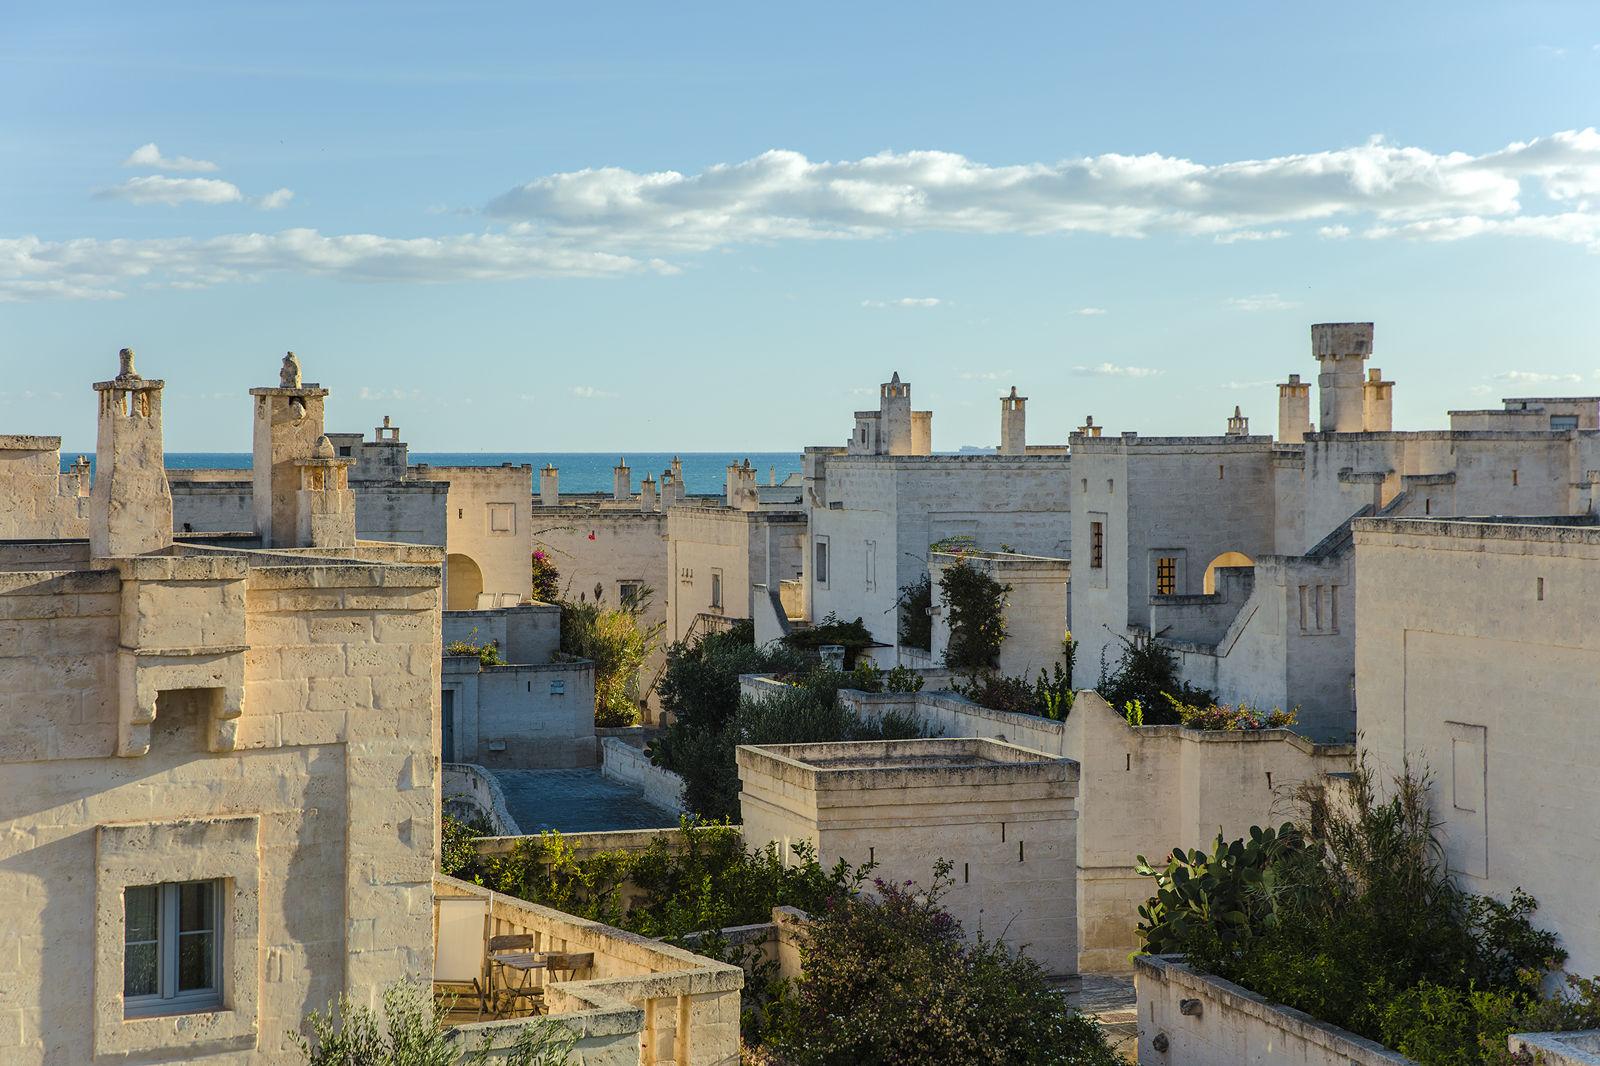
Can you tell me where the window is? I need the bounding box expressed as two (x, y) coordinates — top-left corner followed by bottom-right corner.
(1155, 556), (1177, 595)
(619, 581), (641, 607)
(1090, 522), (1104, 569)
(124, 880), (222, 1017)
(815, 539), (830, 585)
(865, 540), (877, 592)
(1512, 468), (1519, 487)
(710, 569), (723, 610)
(1552, 415), (1579, 431)
(338, 445), (352, 457)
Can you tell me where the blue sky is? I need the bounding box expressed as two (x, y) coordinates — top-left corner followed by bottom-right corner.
(3, 2), (1599, 451)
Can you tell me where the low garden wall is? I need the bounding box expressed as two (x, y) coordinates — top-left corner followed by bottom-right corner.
(599, 735), (687, 814)
(442, 762), (520, 835)
(1507, 1031), (1600, 1064)
(1134, 954), (1415, 1065)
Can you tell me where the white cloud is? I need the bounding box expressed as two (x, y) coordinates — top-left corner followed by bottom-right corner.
(1227, 293), (1299, 312)
(0, 229), (664, 301)
(1072, 307), (1108, 316)
(96, 176), (245, 206)
(1213, 229), (1289, 244)
(1490, 370), (1583, 385)
(11, 127), (1600, 302)
(570, 385), (618, 399)
(257, 188), (295, 210)
(1074, 362), (1163, 378)
(1220, 379), (1277, 390)
(959, 368), (1014, 381)
(484, 130), (1600, 251)
(122, 143), (218, 172)
(862, 296), (942, 308)
(0, 279), (127, 303)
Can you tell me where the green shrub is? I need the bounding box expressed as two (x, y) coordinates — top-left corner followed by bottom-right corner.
(293, 981), (575, 1065)
(939, 560), (1009, 671)
(529, 548), (561, 603)
(452, 818), (863, 943)
(1095, 635), (1210, 725)
(445, 636), (505, 668)
(896, 573), (933, 651)
(1135, 758), (1582, 1065)
(1170, 700), (1297, 731)
(884, 664), (924, 693)
(560, 592), (661, 727)
(440, 813), (490, 878)
(953, 659), (1074, 720)
(780, 613), (878, 666)
(759, 861), (1119, 1065)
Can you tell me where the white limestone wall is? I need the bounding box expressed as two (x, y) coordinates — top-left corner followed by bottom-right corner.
(411, 464), (533, 605)
(170, 474), (449, 548)
(599, 736), (687, 814)
(1135, 955), (1414, 1065)
(1355, 517), (1600, 975)
(444, 655), (598, 768)
(444, 604), (561, 665)
(666, 506), (805, 642)
(0, 436), (88, 539)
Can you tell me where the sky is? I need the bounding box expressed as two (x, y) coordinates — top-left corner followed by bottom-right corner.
(2, 2), (1599, 452)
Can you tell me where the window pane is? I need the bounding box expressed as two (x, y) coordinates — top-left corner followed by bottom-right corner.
(125, 941), (158, 998)
(179, 881), (214, 933)
(126, 885), (159, 942)
(178, 931), (215, 992)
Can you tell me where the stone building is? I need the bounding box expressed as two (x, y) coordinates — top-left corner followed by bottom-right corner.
(803, 372), (1074, 665)
(0, 350), (442, 1063)
(737, 737), (1081, 976)
(1354, 514), (1600, 976)
(170, 369), (531, 609)
(1072, 322), (1600, 740)
(0, 434), (88, 538)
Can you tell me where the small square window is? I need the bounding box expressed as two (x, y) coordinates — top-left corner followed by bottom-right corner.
(124, 879), (223, 1018)
(619, 581), (641, 606)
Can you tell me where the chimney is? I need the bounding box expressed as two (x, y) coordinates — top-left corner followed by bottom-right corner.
(1277, 373), (1312, 442)
(250, 352), (330, 548)
(1226, 405), (1249, 436)
(89, 347), (173, 557)
(539, 463), (559, 507)
(999, 386), (1027, 455)
(612, 457), (630, 501)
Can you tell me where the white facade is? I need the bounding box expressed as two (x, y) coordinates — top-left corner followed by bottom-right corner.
(1354, 515), (1600, 976)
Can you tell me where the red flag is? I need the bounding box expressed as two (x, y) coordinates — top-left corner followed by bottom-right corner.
(587, 531), (596, 540)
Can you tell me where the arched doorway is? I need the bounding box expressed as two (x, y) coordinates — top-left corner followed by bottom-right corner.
(1202, 551), (1254, 595)
(445, 553), (484, 611)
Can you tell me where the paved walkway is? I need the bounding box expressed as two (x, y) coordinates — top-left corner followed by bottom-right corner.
(1064, 974), (1138, 1062)
(491, 768), (680, 834)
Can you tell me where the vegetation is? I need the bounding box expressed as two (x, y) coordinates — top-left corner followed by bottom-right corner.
(444, 633), (506, 668)
(1095, 634), (1211, 725)
(780, 612), (877, 666)
(1135, 759), (1599, 1066)
(293, 981), (574, 1065)
(559, 586), (661, 727)
(751, 861), (1119, 1065)
(650, 623), (931, 819)
(896, 573), (933, 651)
(445, 816), (861, 944)
(1170, 700), (1296, 731)
(953, 659), (1074, 720)
(529, 548), (561, 603)
(939, 559), (1009, 671)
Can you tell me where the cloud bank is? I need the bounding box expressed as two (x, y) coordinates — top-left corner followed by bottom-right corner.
(6, 128), (1599, 300)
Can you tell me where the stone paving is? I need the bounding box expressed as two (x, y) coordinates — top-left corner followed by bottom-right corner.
(491, 768), (680, 834)
(1064, 974), (1138, 1062)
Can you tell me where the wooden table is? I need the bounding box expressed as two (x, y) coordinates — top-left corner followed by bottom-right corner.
(489, 952), (549, 1017)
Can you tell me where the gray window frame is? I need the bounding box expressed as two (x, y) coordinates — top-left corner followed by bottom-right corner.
(123, 879), (223, 1018)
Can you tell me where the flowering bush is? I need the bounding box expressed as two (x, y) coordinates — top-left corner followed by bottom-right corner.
(1173, 701), (1297, 731)
(529, 548), (561, 602)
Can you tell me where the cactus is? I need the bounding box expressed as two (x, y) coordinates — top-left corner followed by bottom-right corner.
(1133, 822), (1306, 958)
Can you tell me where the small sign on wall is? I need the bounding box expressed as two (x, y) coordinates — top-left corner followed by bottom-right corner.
(549, 679), (566, 696)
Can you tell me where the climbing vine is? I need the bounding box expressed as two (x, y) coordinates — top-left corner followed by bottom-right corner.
(939, 559), (1009, 671)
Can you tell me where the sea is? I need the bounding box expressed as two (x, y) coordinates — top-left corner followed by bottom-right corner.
(64, 452), (805, 496)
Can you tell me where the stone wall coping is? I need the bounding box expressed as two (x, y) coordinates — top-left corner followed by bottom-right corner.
(1337, 468), (1393, 484)
(1135, 954), (1416, 1064)
(94, 377), (164, 391)
(93, 554), (248, 581)
(1069, 434), (1275, 450)
(1400, 472), (1457, 485)
(441, 762), (521, 835)
(0, 434), (61, 450)
(930, 549), (1069, 571)
(1353, 515), (1600, 547)
(473, 826), (692, 858)
(736, 736), (1077, 793)
(812, 454), (1074, 467)
(0, 567), (120, 594)
(1507, 1031), (1600, 1064)
(665, 504), (807, 524)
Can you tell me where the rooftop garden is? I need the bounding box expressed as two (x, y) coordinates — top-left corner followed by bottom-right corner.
(1135, 758), (1600, 1065)
(648, 621), (932, 820)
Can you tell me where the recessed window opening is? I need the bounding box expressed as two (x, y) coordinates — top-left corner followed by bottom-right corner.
(124, 879), (223, 1018)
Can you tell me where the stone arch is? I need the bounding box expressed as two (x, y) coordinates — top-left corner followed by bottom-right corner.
(445, 553), (484, 612)
(1202, 551), (1255, 595)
